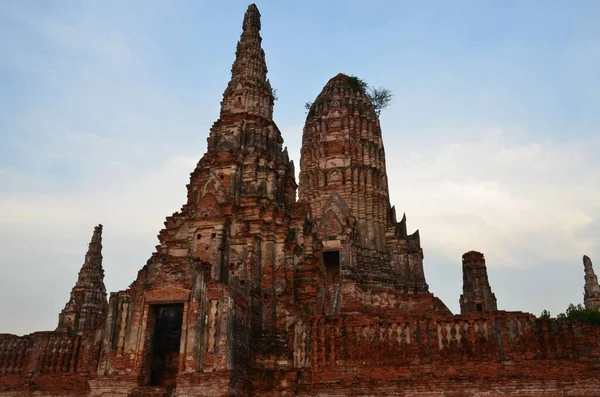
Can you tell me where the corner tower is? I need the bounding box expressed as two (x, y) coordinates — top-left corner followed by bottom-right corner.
(298, 73), (428, 296)
(56, 224), (108, 335)
(460, 251), (498, 314)
(583, 255), (600, 310)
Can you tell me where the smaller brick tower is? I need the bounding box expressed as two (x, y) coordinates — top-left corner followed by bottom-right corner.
(56, 224), (108, 335)
(460, 251), (497, 314)
(583, 255), (600, 310)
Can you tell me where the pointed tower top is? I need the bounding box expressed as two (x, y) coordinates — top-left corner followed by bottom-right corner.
(584, 255), (593, 271)
(79, 224), (104, 285)
(219, 3), (274, 120)
(88, 224), (102, 251)
(583, 255), (600, 310)
(93, 223), (102, 239)
(57, 224), (108, 334)
(243, 4), (261, 33)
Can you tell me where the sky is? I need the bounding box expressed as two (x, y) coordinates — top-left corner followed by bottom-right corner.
(0, 1), (599, 335)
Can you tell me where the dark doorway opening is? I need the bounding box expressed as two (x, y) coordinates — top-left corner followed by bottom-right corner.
(476, 303), (483, 312)
(323, 251), (340, 284)
(150, 304), (184, 387)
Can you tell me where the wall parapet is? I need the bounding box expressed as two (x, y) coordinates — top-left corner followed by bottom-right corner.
(0, 331), (99, 393)
(292, 311), (600, 374)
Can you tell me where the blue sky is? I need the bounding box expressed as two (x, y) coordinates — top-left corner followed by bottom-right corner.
(1, 1), (599, 335)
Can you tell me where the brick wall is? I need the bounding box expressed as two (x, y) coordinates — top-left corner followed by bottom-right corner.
(0, 331), (100, 396)
(284, 311), (600, 396)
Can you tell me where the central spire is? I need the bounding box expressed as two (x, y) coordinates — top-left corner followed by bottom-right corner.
(220, 4), (274, 120)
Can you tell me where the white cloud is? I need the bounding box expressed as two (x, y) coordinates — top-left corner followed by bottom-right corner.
(3, 125), (598, 333)
(0, 155), (197, 335)
(385, 125), (600, 268)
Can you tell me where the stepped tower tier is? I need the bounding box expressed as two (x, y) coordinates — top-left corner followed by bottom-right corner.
(583, 255), (600, 310)
(199, 4), (295, 209)
(298, 73), (429, 295)
(459, 251), (498, 314)
(56, 224), (108, 335)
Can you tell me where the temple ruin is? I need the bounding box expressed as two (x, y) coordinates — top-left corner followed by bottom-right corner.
(1, 4), (599, 397)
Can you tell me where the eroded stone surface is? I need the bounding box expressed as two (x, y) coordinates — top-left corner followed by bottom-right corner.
(299, 74), (429, 304)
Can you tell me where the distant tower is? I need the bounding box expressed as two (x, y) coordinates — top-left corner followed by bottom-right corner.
(460, 251), (497, 314)
(583, 255), (600, 310)
(56, 224), (108, 335)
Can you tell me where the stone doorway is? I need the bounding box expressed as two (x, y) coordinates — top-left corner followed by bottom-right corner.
(149, 304), (184, 387)
(323, 251), (340, 283)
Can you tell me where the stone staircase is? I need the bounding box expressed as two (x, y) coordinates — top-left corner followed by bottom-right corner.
(127, 386), (173, 397)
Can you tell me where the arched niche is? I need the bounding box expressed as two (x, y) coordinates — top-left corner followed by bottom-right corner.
(201, 173), (228, 204)
(318, 193), (350, 239)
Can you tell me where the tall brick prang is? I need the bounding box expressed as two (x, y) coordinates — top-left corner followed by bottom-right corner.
(460, 250), (498, 313)
(86, 4), (320, 395)
(56, 224), (108, 335)
(583, 255), (600, 310)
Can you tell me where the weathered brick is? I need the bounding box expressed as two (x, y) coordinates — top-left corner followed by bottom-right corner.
(2, 4), (600, 397)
